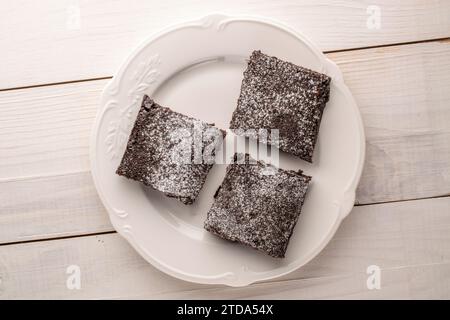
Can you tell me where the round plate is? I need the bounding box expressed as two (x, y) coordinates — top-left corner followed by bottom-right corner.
(90, 14), (365, 287)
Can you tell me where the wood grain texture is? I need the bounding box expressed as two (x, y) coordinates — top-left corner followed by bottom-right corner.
(328, 40), (450, 203)
(150, 263), (450, 299)
(1, 0), (450, 89)
(1, 196), (450, 299)
(0, 172), (111, 244)
(0, 80), (108, 179)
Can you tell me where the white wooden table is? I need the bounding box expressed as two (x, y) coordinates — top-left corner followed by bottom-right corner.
(1, 0), (450, 299)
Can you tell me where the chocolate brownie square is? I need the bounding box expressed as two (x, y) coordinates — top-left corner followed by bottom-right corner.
(116, 95), (225, 205)
(230, 50), (331, 162)
(204, 154), (311, 258)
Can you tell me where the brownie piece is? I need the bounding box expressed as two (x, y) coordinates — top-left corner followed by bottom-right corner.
(230, 50), (331, 162)
(204, 154), (311, 258)
(116, 95), (225, 205)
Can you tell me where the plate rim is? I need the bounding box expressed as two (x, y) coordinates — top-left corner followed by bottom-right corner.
(90, 13), (366, 287)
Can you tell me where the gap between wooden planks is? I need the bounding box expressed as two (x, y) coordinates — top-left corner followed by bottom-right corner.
(1, 0), (450, 89)
(1, 196), (450, 299)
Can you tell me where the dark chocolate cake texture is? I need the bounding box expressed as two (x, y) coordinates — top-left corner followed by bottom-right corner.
(230, 50), (331, 162)
(204, 153), (311, 258)
(116, 95), (225, 205)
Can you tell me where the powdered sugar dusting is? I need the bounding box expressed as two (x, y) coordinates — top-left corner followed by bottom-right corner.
(116, 95), (224, 204)
(204, 153), (311, 258)
(230, 50), (331, 162)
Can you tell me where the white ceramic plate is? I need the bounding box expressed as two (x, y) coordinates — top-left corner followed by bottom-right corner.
(90, 14), (365, 287)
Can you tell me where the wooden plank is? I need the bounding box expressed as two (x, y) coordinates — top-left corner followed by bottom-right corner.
(1, 196), (450, 299)
(149, 269), (410, 299)
(0, 80), (108, 179)
(149, 263), (450, 299)
(1, 0), (449, 89)
(328, 40), (450, 203)
(0, 172), (111, 244)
